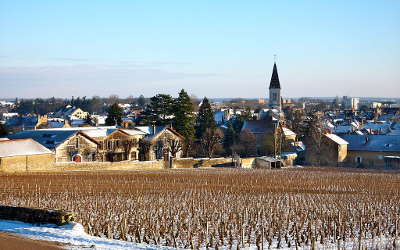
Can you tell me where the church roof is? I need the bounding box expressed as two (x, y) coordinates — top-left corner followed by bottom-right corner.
(269, 63), (281, 89)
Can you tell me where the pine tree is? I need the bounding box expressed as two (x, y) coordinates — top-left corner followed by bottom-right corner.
(0, 124), (8, 137)
(105, 103), (123, 126)
(141, 94), (174, 125)
(223, 122), (236, 154)
(195, 97), (216, 139)
(172, 89), (195, 155)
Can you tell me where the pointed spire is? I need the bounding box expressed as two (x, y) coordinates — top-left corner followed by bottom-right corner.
(269, 63), (281, 89)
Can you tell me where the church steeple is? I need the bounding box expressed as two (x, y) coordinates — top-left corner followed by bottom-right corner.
(268, 62), (282, 111)
(269, 63), (281, 89)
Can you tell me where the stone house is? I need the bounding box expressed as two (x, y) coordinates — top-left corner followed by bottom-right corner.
(84, 128), (146, 162)
(320, 134), (348, 165)
(0, 139), (54, 171)
(8, 129), (98, 163)
(52, 105), (88, 120)
(241, 119), (296, 155)
(339, 134), (400, 168)
(136, 126), (184, 161)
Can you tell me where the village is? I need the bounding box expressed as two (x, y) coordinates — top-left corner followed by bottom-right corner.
(1, 63), (399, 171)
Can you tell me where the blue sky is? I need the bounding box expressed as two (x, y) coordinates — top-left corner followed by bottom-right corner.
(0, 0), (399, 98)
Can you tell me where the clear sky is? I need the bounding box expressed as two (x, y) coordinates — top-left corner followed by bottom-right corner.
(0, 0), (399, 99)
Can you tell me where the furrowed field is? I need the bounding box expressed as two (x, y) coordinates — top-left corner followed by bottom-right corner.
(1, 168), (400, 249)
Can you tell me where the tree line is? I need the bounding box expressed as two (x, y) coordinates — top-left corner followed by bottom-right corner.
(12, 95), (147, 115)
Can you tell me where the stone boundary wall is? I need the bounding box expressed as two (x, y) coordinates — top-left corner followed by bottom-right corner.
(0, 154), (55, 172)
(172, 157), (257, 169)
(55, 160), (165, 171)
(1, 157), (257, 172)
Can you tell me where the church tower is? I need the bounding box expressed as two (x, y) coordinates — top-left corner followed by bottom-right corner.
(268, 62), (281, 111)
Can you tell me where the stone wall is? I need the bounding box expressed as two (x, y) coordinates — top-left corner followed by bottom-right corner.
(0, 154), (55, 172)
(172, 157), (256, 169)
(1, 156), (258, 172)
(55, 160), (166, 171)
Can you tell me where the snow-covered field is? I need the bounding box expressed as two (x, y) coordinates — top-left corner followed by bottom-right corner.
(0, 219), (169, 249)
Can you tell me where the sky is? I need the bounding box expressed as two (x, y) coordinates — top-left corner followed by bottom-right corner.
(0, 0), (399, 99)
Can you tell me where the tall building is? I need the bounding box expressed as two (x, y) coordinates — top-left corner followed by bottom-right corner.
(268, 62), (281, 111)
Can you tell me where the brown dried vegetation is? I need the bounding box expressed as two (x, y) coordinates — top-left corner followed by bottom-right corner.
(0, 167), (399, 248)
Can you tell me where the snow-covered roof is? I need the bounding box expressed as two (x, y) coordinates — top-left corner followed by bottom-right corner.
(0, 139), (53, 158)
(339, 135), (400, 152)
(325, 134), (349, 145)
(8, 130), (78, 149)
(119, 128), (147, 136)
(334, 125), (353, 134)
(282, 127), (296, 137)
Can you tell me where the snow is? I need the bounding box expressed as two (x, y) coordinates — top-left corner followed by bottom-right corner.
(1, 219), (399, 249)
(0, 220), (169, 249)
(324, 133), (349, 145)
(0, 139), (53, 158)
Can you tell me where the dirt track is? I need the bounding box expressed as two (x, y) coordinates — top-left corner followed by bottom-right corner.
(0, 233), (65, 250)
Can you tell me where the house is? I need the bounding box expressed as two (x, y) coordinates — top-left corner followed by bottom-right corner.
(83, 128), (146, 162)
(5, 116), (38, 132)
(8, 129), (98, 163)
(136, 126), (184, 161)
(321, 134), (348, 165)
(52, 105), (88, 120)
(0, 139), (54, 171)
(241, 119), (296, 154)
(339, 134), (400, 168)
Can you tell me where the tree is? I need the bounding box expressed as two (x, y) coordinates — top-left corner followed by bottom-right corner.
(85, 114), (93, 126)
(141, 94), (174, 125)
(223, 122), (236, 155)
(200, 128), (224, 158)
(303, 115), (323, 165)
(166, 138), (182, 158)
(237, 130), (257, 157)
(138, 139), (152, 161)
(0, 124), (8, 137)
(260, 122), (284, 157)
(172, 89), (195, 156)
(137, 94), (146, 108)
(195, 97), (216, 139)
(105, 103), (123, 126)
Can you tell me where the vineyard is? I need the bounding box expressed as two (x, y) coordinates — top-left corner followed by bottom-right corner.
(0, 167), (400, 249)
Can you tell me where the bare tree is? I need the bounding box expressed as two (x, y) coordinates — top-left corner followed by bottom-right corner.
(139, 139), (152, 161)
(200, 128), (224, 158)
(237, 129), (257, 157)
(166, 138), (182, 158)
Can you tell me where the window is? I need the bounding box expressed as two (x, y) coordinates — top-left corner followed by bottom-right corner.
(356, 156), (362, 164)
(75, 137), (79, 149)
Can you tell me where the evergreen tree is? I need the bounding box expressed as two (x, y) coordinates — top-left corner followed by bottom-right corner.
(0, 124), (8, 137)
(105, 103), (123, 126)
(137, 94), (146, 108)
(195, 97), (216, 139)
(172, 89), (195, 155)
(141, 94), (174, 125)
(223, 122), (236, 154)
